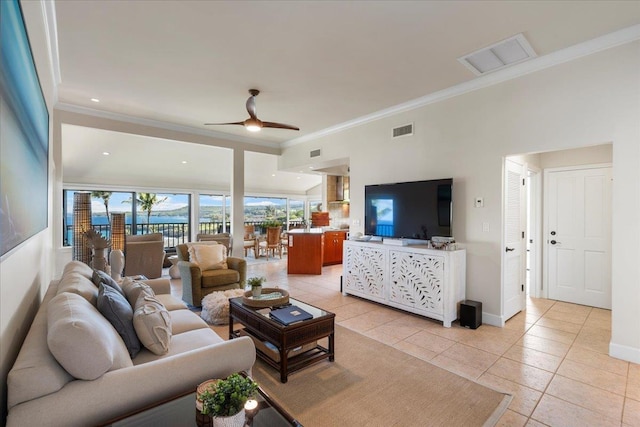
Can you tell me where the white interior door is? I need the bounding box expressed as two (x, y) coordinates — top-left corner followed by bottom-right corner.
(503, 159), (526, 321)
(545, 166), (612, 309)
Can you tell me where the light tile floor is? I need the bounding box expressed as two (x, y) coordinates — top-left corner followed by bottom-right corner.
(168, 258), (640, 427)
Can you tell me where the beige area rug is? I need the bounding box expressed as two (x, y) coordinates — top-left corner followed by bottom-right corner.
(252, 325), (511, 427)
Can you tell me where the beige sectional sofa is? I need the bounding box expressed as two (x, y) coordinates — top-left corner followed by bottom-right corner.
(6, 261), (256, 426)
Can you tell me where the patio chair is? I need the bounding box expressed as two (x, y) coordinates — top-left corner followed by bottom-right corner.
(257, 226), (282, 260)
(243, 225), (256, 258)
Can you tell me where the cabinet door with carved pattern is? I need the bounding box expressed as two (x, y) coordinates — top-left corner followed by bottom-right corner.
(344, 244), (385, 298)
(389, 251), (444, 315)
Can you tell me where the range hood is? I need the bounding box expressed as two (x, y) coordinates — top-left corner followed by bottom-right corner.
(328, 175), (349, 203)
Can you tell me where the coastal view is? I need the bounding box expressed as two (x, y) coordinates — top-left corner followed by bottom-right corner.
(63, 190), (306, 247)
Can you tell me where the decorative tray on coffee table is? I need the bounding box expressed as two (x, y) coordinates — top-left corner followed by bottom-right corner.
(242, 288), (289, 308)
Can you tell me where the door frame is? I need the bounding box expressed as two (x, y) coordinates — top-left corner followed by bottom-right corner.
(541, 163), (612, 300)
(527, 166), (542, 298)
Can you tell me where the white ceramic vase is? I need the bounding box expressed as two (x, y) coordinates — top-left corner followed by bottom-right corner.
(213, 409), (245, 427)
(251, 286), (262, 297)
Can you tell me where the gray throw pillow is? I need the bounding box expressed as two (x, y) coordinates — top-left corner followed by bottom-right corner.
(97, 283), (141, 358)
(92, 269), (125, 296)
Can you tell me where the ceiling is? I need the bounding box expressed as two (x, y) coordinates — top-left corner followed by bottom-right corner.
(52, 1), (640, 191)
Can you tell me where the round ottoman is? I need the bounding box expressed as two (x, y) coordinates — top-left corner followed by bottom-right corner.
(200, 289), (246, 325)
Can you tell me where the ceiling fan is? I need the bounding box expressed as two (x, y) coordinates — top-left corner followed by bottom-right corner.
(205, 89), (299, 132)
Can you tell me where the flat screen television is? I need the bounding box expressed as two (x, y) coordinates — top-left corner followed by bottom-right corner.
(364, 178), (453, 240)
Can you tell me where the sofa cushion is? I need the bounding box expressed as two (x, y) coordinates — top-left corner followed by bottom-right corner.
(155, 293), (188, 311)
(62, 260), (94, 279)
(132, 328), (223, 365)
(47, 292), (133, 380)
(97, 283), (142, 358)
(57, 271), (99, 306)
(201, 269), (240, 288)
(133, 294), (172, 355)
(188, 244), (227, 270)
(170, 309), (209, 334)
(121, 277), (155, 307)
(92, 269), (125, 296)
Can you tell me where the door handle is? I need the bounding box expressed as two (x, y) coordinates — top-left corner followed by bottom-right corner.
(550, 240), (560, 245)
(505, 247), (515, 252)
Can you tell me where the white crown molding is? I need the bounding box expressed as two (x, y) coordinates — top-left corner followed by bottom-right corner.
(41, 0), (60, 98)
(55, 103), (282, 150)
(283, 24), (640, 148)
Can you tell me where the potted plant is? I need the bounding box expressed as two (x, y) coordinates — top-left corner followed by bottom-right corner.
(247, 276), (266, 297)
(198, 373), (258, 427)
(260, 220), (282, 234)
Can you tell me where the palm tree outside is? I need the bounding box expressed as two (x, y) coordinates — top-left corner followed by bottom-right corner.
(123, 193), (168, 225)
(91, 191), (112, 226)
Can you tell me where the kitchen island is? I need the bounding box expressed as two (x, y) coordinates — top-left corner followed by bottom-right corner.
(287, 229), (349, 274)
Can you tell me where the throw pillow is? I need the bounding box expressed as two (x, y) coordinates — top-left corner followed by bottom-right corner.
(47, 292), (133, 380)
(121, 277), (155, 307)
(97, 283), (141, 358)
(92, 269), (125, 296)
(133, 293), (172, 355)
(188, 244), (228, 270)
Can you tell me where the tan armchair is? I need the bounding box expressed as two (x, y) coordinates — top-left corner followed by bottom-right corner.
(197, 233), (232, 254)
(176, 243), (246, 307)
(123, 233), (165, 279)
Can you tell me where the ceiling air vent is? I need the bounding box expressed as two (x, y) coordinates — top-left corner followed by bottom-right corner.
(458, 33), (537, 76)
(392, 123), (413, 138)
(310, 149), (321, 158)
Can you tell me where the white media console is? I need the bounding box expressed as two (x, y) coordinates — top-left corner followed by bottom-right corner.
(342, 240), (466, 327)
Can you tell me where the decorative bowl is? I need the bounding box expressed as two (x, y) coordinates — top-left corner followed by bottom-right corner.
(242, 288), (289, 308)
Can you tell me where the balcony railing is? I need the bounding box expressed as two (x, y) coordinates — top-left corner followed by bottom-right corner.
(65, 220), (306, 249)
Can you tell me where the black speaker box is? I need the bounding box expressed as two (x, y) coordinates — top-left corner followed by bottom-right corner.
(460, 300), (482, 329)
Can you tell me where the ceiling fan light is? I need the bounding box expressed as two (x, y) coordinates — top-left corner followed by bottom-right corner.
(244, 118), (262, 132)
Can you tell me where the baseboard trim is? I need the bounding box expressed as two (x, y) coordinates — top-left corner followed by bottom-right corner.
(609, 342), (640, 364)
(482, 312), (503, 327)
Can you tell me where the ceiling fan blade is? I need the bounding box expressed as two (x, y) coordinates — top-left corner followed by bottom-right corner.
(204, 122), (245, 126)
(262, 121), (300, 131)
(246, 96), (257, 120)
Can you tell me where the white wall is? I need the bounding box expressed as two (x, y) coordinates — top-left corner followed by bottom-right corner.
(539, 144), (612, 169)
(281, 42), (640, 362)
(0, 2), (57, 422)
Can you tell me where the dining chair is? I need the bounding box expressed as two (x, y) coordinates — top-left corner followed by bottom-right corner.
(257, 226), (282, 260)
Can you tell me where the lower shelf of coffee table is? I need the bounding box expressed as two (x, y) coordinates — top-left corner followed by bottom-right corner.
(231, 327), (333, 383)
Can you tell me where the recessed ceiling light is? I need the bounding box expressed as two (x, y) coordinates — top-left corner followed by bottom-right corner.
(181, 160), (187, 164)
(91, 98), (100, 103)
(271, 174), (276, 177)
(102, 152), (110, 156)
(296, 176), (301, 179)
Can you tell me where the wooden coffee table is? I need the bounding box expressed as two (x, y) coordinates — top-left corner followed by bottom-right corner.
(229, 297), (335, 383)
